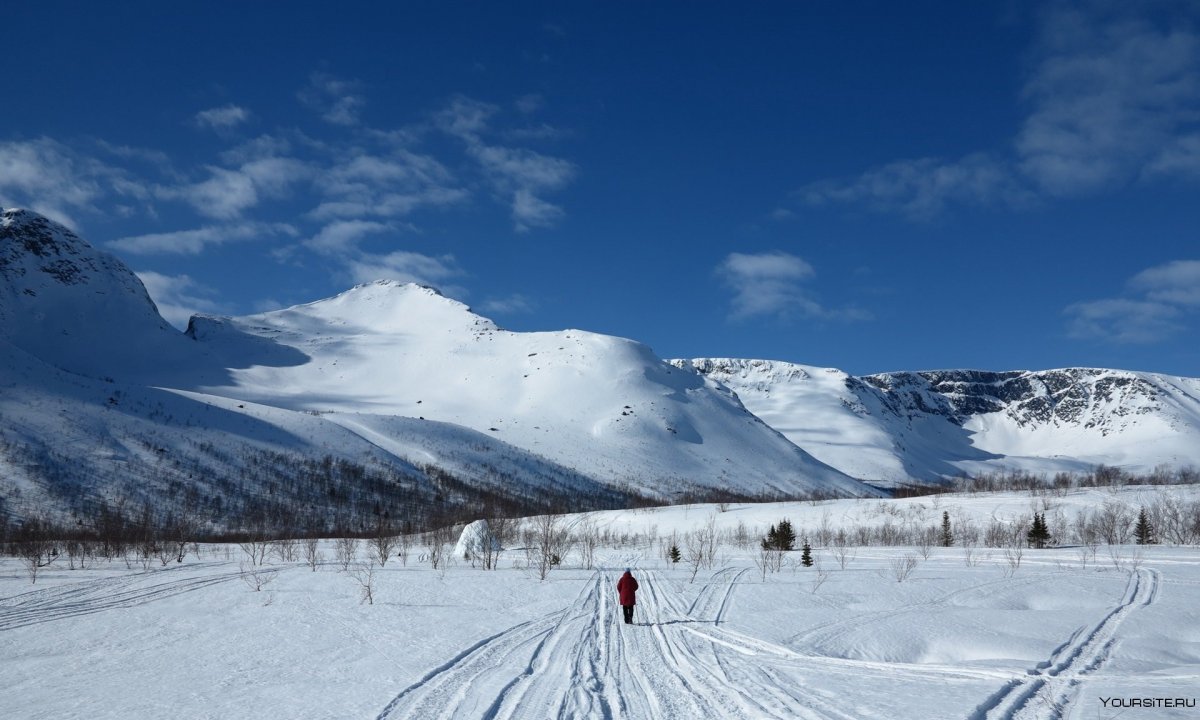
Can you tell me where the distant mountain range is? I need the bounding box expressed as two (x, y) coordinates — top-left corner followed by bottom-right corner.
(2, 207), (1196, 527)
(673, 359), (1200, 486)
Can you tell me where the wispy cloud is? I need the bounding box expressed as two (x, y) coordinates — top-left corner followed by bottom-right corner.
(304, 219), (393, 254)
(719, 252), (813, 319)
(480, 293), (536, 315)
(801, 153), (1033, 220)
(110, 222), (297, 255)
(1128, 259), (1200, 307)
(135, 271), (228, 329)
(309, 150), (468, 221)
(158, 157), (312, 219)
(0, 137), (148, 229)
(798, 3), (1200, 218)
(344, 249), (464, 294)
(1065, 259), (1200, 343)
(436, 95), (575, 231)
(194, 104), (252, 131)
(299, 72), (365, 126)
(1017, 4), (1200, 196)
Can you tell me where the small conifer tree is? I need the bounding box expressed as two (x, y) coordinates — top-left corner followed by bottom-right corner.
(777, 519), (796, 552)
(800, 539), (813, 567)
(940, 511), (953, 547)
(1135, 508), (1155, 545)
(1026, 512), (1052, 549)
(668, 543), (682, 563)
(762, 520), (796, 551)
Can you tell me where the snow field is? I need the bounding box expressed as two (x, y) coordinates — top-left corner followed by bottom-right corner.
(3, 490), (1199, 719)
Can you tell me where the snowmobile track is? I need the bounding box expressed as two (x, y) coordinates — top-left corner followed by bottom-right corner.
(973, 568), (1161, 720)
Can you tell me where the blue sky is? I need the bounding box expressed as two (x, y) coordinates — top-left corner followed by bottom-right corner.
(2, 1), (1198, 376)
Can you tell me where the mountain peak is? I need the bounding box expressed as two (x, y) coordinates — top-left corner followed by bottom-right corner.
(1, 207), (179, 375)
(255, 278), (494, 335)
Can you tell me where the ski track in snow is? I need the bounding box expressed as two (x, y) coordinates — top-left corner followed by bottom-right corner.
(375, 562), (893, 720)
(974, 568), (1161, 720)
(0, 562), (252, 631)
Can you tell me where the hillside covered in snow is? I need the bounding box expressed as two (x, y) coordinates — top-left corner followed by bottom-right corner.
(675, 358), (1200, 487)
(0, 208), (873, 529)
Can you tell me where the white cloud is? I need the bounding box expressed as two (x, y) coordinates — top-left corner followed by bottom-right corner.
(435, 95), (575, 230)
(718, 251), (818, 319)
(110, 222), (297, 255)
(159, 157), (311, 219)
(1129, 259), (1200, 307)
(0, 138), (146, 229)
(511, 188), (564, 231)
(135, 271), (227, 329)
(1017, 6), (1200, 195)
(480, 293), (536, 315)
(309, 151), (468, 221)
(299, 72), (365, 126)
(194, 104), (251, 130)
(1064, 298), (1183, 344)
(1065, 259), (1200, 343)
(802, 153), (1031, 219)
(304, 219), (393, 254)
(344, 250), (464, 292)
(798, 4), (1200, 218)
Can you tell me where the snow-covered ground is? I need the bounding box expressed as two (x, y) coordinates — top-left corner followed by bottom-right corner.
(3, 488), (1199, 719)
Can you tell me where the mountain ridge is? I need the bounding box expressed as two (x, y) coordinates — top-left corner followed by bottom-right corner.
(0, 209), (877, 528)
(673, 358), (1200, 486)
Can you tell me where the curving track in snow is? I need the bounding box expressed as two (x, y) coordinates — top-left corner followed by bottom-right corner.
(0, 563), (253, 631)
(974, 568), (1162, 720)
(376, 564), (882, 720)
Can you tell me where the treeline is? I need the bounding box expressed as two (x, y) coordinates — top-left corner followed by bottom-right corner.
(948, 464), (1199, 495)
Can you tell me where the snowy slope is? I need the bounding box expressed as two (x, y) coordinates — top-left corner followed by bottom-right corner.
(676, 358), (1200, 486)
(186, 282), (870, 499)
(0, 209), (875, 525)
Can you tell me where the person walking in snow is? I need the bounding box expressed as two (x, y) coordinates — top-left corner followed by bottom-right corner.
(617, 569), (639, 625)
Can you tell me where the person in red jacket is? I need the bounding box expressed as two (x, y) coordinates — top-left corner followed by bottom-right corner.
(616, 569), (639, 624)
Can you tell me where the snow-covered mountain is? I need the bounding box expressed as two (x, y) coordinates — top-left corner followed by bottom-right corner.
(0, 209), (874, 526)
(674, 358), (1200, 487)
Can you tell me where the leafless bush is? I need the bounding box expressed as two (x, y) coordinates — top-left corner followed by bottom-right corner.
(302, 537), (321, 571)
(576, 518), (599, 570)
(350, 562), (376, 605)
(1094, 501), (1134, 545)
(239, 562), (276, 592)
(370, 533), (396, 568)
(1002, 543), (1024, 577)
(395, 532), (412, 567)
(239, 538), (270, 567)
(527, 514), (570, 581)
(732, 520), (751, 550)
(755, 547), (785, 581)
(272, 538), (298, 563)
(334, 537), (358, 571)
(425, 525), (455, 571)
(831, 530), (855, 570)
(811, 563), (831, 593)
(890, 554), (919, 583)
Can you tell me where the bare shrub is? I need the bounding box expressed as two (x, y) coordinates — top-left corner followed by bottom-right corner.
(1002, 543), (1024, 577)
(890, 554), (919, 583)
(350, 562), (376, 605)
(527, 515), (570, 581)
(302, 537), (321, 571)
(239, 538), (270, 567)
(334, 536), (358, 571)
(576, 518), (599, 571)
(239, 562), (276, 592)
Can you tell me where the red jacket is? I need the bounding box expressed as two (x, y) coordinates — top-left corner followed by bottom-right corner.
(617, 571), (638, 606)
